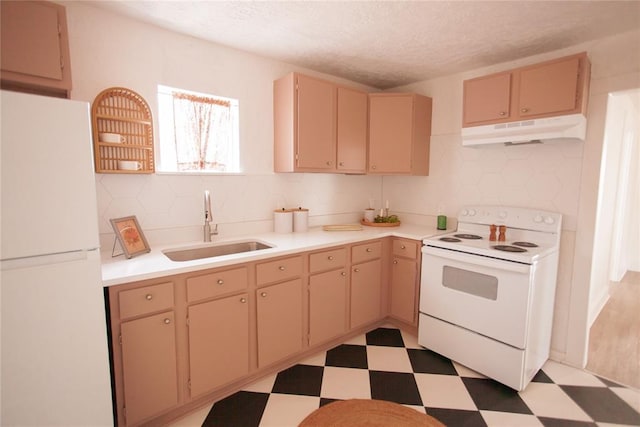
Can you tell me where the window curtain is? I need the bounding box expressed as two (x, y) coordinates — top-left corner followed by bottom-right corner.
(172, 92), (231, 171)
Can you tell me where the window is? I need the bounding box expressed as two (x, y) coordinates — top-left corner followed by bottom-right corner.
(157, 85), (240, 173)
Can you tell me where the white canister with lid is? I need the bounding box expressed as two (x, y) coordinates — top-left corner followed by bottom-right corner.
(274, 209), (293, 233)
(293, 207), (309, 232)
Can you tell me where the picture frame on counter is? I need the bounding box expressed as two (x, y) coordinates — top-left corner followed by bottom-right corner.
(110, 215), (150, 259)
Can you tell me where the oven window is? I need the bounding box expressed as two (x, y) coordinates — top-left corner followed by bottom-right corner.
(442, 266), (498, 300)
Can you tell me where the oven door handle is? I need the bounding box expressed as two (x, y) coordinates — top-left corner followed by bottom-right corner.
(422, 245), (531, 274)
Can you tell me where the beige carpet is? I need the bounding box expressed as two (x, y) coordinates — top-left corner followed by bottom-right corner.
(298, 399), (445, 427)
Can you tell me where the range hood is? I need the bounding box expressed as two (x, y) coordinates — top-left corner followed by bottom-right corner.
(462, 113), (587, 147)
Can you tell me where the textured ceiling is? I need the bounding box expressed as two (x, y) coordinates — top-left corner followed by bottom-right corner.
(93, 1), (640, 89)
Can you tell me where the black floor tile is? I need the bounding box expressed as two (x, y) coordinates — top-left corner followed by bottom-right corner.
(462, 377), (532, 414)
(272, 364), (324, 397)
(560, 385), (640, 425)
(319, 397), (340, 407)
(325, 344), (368, 369)
(537, 416), (598, 427)
(202, 391), (269, 427)
(426, 407), (488, 427)
(596, 375), (624, 388)
(369, 370), (423, 405)
(532, 369), (554, 383)
(407, 348), (458, 375)
(366, 327), (405, 347)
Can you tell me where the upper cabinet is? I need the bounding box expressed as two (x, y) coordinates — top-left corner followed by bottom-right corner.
(463, 52), (590, 127)
(368, 93), (432, 175)
(1, 1), (72, 98)
(274, 73), (367, 173)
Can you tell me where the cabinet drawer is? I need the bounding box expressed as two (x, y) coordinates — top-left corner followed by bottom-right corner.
(352, 240), (382, 264)
(393, 239), (419, 259)
(186, 266), (248, 303)
(119, 282), (174, 320)
(256, 256), (303, 286)
(309, 247), (347, 273)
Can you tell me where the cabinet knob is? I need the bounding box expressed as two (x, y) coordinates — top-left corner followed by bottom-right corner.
(145, 294), (153, 301)
(371, 165), (377, 170)
(521, 108), (529, 113)
(499, 111), (507, 116)
(240, 297), (247, 303)
(341, 271), (346, 277)
(366, 248), (372, 252)
(339, 162), (344, 167)
(261, 292), (267, 297)
(401, 245), (406, 250)
(393, 260), (398, 265)
(328, 255), (334, 261)
(278, 266), (285, 271)
(354, 268), (360, 273)
(217, 279), (224, 285)
(326, 161), (332, 166)
(163, 318), (171, 324)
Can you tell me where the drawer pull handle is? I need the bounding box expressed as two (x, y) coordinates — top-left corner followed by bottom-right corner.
(278, 266), (285, 271)
(354, 268), (360, 273)
(341, 272), (346, 277)
(499, 111), (507, 116)
(328, 256), (334, 261)
(401, 245), (406, 249)
(393, 260), (398, 265)
(163, 318), (171, 325)
(217, 279), (224, 285)
(521, 108), (529, 113)
(366, 248), (372, 252)
(240, 297), (247, 303)
(145, 294), (153, 301)
(261, 292), (268, 297)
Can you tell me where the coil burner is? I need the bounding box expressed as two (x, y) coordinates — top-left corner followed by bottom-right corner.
(512, 242), (538, 248)
(439, 237), (462, 243)
(492, 245), (527, 253)
(454, 234), (482, 240)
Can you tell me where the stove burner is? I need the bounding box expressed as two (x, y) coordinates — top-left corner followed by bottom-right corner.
(492, 245), (527, 253)
(454, 234), (482, 240)
(512, 241), (538, 248)
(439, 237), (462, 243)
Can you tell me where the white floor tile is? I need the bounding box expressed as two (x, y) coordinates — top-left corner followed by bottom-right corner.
(610, 386), (640, 412)
(259, 394), (319, 427)
(167, 405), (210, 427)
(366, 345), (413, 372)
(343, 333), (367, 345)
(320, 366), (371, 400)
(414, 373), (477, 410)
(298, 350), (327, 366)
(542, 360), (608, 387)
(242, 372), (277, 393)
(518, 382), (592, 421)
(480, 410), (544, 426)
(453, 361), (486, 378)
(400, 328), (423, 349)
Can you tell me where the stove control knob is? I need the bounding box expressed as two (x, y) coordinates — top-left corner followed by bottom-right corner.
(461, 209), (468, 216)
(534, 215), (543, 223)
(468, 209), (476, 216)
(544, 216), (555, 224)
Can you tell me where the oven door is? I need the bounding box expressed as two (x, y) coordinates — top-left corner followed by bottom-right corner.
(420, 245), (533, 349)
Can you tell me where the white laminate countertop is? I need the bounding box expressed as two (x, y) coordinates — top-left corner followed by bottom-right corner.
(101, 223), (448, 287)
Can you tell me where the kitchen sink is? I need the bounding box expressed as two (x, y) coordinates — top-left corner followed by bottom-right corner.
(162, 240), (273, 262)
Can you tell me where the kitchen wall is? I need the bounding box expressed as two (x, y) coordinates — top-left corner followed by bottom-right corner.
(64, 2), (640, 366)
(64, 2), (382, 248)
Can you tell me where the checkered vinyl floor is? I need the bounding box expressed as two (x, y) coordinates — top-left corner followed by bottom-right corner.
(171, 326), (640, 427)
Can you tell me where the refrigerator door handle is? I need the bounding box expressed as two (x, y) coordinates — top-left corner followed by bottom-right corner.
(0, 249), (96, 271)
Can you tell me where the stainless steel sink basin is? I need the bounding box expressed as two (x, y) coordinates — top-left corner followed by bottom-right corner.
(163, 241), (272, 262)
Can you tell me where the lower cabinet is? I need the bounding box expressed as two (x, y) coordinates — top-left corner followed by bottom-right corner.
(389, 238), (421, 325)
(187, 293), (249, 397)
(350, 258), (383, 328)
(309, 268), (348, 346)
(256, 279), (304, 367)
(120, 311), (179, 426)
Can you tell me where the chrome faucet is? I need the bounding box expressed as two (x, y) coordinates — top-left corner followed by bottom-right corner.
(204, 190), (218, 242)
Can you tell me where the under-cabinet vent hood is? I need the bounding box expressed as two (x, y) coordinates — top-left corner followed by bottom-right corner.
(462, 114), (587, 147)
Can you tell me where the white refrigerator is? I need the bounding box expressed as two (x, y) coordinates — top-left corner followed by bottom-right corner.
(1, 90), (113, 425)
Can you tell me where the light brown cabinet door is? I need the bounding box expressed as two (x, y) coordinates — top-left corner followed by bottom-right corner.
(187, 293), (249, 398)
(368, 95), (413, 174)
(296, 75), (336, 170)
(0, 1), (71, 96)
(120, 312), (178, 426)
(257, 279), (303, 367)
(309, 269), (348, 346)
(350, 259), (383, 328)
(337, 87), (367, 173)
(462, 72), (512, 125)
(390, 257), (418, 324)
(518, 56), (580, 118)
